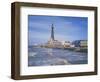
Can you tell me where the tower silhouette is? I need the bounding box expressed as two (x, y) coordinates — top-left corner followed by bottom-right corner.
(51, 24), (54, 41)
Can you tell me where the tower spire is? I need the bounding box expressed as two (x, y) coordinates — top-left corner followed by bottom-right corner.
(51, 24), (54, 41)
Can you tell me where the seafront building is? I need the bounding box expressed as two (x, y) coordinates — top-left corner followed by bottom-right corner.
(80, 40), (87, 47)
(63, 41), (71, 48)
(71, 40), (87, 48)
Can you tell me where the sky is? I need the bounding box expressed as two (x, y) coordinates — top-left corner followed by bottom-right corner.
(28, 15), (88, 45)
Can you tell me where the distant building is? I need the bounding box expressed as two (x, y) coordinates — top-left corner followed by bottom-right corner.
(71, 40), (80, 47)
(47, 40), (63, 48)
(63, 41), (70, 48)
(80, 40), (87, 47)
(71, 40), (87, 47)
(70, 44), (75, 48)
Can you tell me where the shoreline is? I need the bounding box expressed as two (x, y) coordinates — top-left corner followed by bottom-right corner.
(31, 46), (87, 53)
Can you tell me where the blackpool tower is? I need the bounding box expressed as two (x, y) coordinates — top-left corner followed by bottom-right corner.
(51, 24), (55, 41)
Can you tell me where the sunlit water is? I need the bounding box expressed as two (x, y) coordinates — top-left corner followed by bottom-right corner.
(28, 46), (88, 66)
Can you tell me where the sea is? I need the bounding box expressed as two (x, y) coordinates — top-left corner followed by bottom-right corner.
(28, 46), (88, 66)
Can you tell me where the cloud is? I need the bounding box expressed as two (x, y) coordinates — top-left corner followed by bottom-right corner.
(28, 15), (87, 45)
